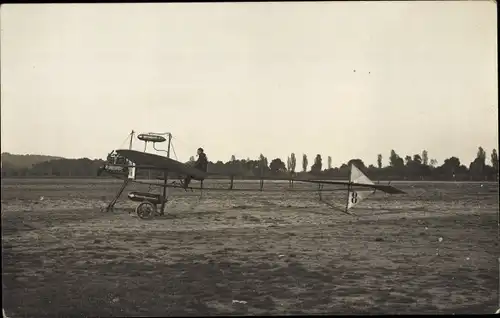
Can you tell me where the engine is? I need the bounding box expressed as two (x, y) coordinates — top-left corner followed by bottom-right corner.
(97, 151), (129, 176)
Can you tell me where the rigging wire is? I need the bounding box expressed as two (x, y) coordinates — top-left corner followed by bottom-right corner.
(116, 132), (132, 150)
(152, 143), (168, 154)
(170, 141), (178, 161)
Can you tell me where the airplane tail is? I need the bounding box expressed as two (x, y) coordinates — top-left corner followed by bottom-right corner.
(345, 164), (376, 211)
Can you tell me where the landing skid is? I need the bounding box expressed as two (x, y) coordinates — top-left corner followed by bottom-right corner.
(103, 179), (130, 212)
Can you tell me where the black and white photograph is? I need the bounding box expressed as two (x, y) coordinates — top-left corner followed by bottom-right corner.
(1, 1), (498, 316)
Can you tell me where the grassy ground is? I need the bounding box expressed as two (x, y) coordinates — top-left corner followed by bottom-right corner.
(1, 179), (499, 316)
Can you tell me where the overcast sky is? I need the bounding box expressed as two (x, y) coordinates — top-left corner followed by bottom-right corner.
(1, 2), (497, 167)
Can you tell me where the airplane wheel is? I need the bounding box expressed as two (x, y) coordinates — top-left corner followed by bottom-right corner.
(136, 201), (156, 220)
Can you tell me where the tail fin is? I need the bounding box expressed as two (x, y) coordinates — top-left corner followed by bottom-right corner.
(346, 164), (376, 211)
(351, 164), (374, 186)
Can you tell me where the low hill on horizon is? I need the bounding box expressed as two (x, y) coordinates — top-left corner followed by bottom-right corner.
(1, 152), (65, 169)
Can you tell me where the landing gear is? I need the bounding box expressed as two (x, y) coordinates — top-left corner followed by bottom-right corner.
(135, 201), (157, 219)
(128, 191), (167, 219)
(103, 182), (169, 218)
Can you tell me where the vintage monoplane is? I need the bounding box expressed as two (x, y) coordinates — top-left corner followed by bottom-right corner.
(98, 131), (406, 219)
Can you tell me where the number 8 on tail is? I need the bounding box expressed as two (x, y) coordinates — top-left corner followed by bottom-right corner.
(350, 191), (358, 204)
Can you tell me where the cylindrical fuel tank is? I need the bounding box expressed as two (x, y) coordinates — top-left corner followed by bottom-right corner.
(127, 192), (163, 205)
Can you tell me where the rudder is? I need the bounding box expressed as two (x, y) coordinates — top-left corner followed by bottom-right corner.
(345, 164), (375, 212)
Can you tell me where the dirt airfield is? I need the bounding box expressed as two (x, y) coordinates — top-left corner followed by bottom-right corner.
(1, 178), (499, 316)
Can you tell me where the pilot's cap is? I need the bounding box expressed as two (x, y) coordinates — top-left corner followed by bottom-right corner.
(197, 147), (204, 153)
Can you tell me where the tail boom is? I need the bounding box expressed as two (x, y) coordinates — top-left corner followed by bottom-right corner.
(369, 184), (406, 194)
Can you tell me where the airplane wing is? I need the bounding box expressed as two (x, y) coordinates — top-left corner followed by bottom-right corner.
(297, 179), (406, 194)
(115, 149), (208, 180)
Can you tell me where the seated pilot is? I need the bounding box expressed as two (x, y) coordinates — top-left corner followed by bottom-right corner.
(183, 147), (208, 189)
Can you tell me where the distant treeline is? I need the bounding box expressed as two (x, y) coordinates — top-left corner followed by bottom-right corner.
(1, 147), (498, 181)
